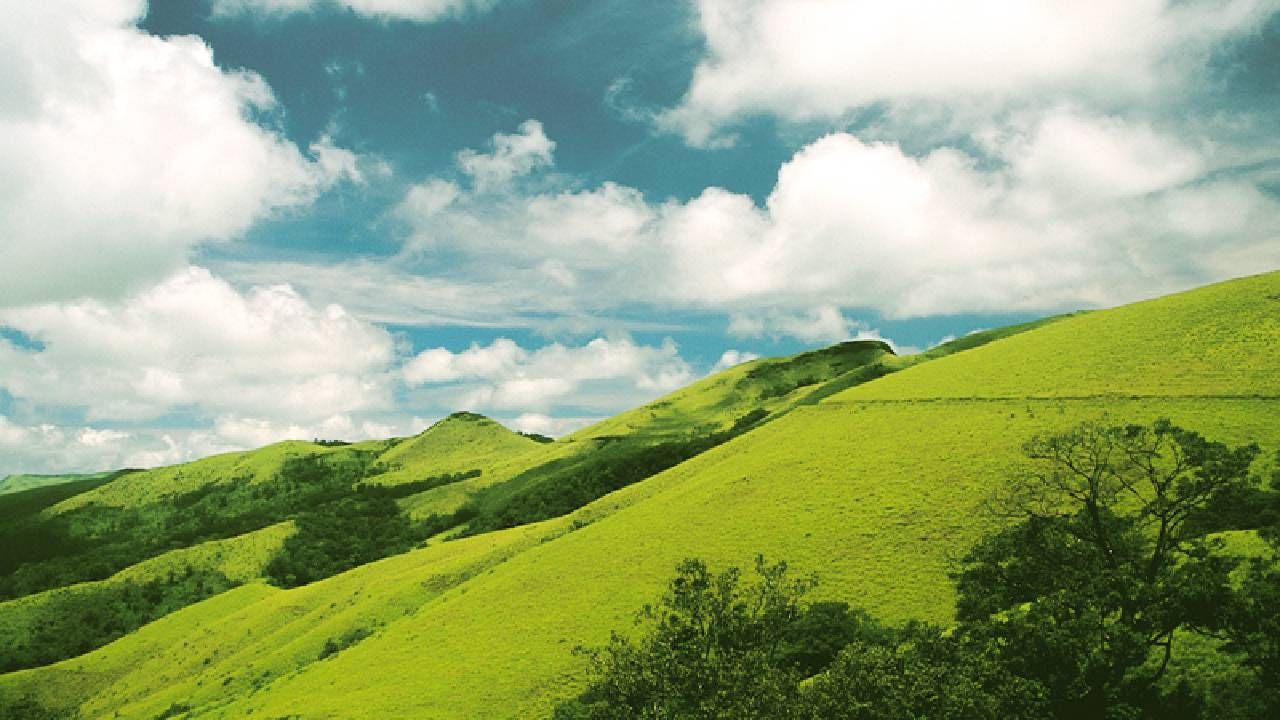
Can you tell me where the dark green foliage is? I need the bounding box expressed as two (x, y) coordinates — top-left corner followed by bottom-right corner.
(520, 431), (556, 444)
(954, 419), (1260, 719)
(745, 340), (893, 401)
(461, 435), (728, 536)
(357, 469), (481, 500)
(1219, 455), (1280, 717)
(554, 557), (817, 720)
(318, 627), (372, 660)
(0, 567), (233, 673)
(460, 413), (780, 537)
(0, 695), (75, 720)
(311, 439), (350, 447)
(265, 486), (417, 588)
(776, 602), (886, 676)
(1225, 559), (1280, 717)
(154, 702), (192, 719)
(555, 558), (1045, 720)
(0, 471), (125, 524)
(794, 361), (896, 406)
(728, 408), (769, 435)
(804, 623), (1047, 720)
(0, 454), (372, 601)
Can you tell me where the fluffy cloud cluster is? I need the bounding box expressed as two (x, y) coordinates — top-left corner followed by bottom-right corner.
(728, 307), (859, 344)
(659, 0), (1277, 146)
(0, 267), (396, 423)
(0, 265), (714, 473)
(212, 0), (500, 22)
(0, 413), (427, 476)
(390, 112), (1280, 323)
(403, 336), (694, 413)
(0, 0), (359, 308)
(456, 119), (555, 190)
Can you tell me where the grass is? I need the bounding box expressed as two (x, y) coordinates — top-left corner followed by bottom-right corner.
(362, 412), (543, 489)
(1, 270), (1277, 718)
(0, 523), (294, 673)
(569, 340), (896, 441)
(0, 472), (115, 497)
(0, 519), (570, 718)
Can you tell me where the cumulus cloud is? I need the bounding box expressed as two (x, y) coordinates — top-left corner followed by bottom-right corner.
(0, 1), (360, 307)
(456, 119), (556, 191)
(710, 350), (760, 373)
(728, 307), (858, 344)
(0, 415), (227, 475)
(659, 0), (1277, 146)
(390, 114), (1280, 324)
(0, 267), (396, 423)
(508, 413), (601, 438)
(403, 336), (694, 413)
(0, 412), (429, 476)
(211, 0), (500, 22)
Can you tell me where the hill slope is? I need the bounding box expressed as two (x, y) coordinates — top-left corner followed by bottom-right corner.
(2, 272), (1277, 719)
(0, 473), (114, 496)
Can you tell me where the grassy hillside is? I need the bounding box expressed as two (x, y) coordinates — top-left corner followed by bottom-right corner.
(49, 439), (390, 513)
(0, 523), (292, 672)
(1, 271), (1276, 719)
(394, 341), (902, 529)
(363, 411), (544, 488)
(570, 339), (896, 440)
(0, 473), (114, 496)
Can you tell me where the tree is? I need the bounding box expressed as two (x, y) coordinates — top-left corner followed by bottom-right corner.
(954, 419), (1260, 719)
(554, 556), (817, 720)
(803, 622), (1047, 720)
(556, 557), (1046, 720)
(1222, 450), (1280, 717)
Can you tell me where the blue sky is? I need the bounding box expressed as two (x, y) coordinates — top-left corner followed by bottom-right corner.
(1, 0), (1278, 474)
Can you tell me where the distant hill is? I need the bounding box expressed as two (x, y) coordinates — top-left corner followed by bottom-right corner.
(1, 271), (1277, 719)
(0, 472), (113, 496)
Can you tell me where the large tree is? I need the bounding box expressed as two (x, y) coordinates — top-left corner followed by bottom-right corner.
(554, 556), (817, 720)
(954, 419), (1260, 719)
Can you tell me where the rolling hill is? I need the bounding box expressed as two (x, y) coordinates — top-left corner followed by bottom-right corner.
(0, 473), (115, 497)
(0, 271), (1277, 718)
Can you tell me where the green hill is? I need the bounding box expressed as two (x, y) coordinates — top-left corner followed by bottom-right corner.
(1, 271), (1277, 718)
(0, 473), (114, 497)
(363, 411), (544, 488)
(0, 523), (293, 673)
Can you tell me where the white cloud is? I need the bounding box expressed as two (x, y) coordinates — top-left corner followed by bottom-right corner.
(0, 416), (208, 475)
(659, 0), (1277, 146)
(456, 119), (556, 191)
(508, 413), (599, 438)
(0, 1), (358, 307)
(212, 0), (500, 22)
(0, 267), (396, 423)
(728, 306), (857, 344)
(710, 350), (760, 373)
(403, 336), (694, 413)
(390, 114), (1280, 324)
(0, 412), (431, 476)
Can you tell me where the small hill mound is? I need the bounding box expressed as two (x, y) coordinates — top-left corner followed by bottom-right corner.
(572, 339), (896, 441)
(362, 412), (543, 488)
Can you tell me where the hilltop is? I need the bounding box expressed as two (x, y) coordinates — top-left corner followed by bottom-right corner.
(0, 271), (1277, 718)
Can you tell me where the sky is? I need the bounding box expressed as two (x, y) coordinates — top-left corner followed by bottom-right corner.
(1, 0), (1278, 475)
